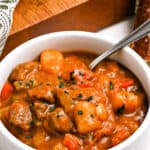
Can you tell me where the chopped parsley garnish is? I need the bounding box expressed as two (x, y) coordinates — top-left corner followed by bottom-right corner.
(64, 90), (69, 94)
(49, 105), (55, 112)
(26, 82), (30, 88)
(59, 82), (64, 88)
(109, 81), (114, 90)
(72, 80), (77, 85)
(77, 93), (83, 98)
(18, 81), (23, 86)
(87, 96), (93, 101)
(70, 71), (75, 80)
(78, 110), (83, 115)
(117, 104), (125, 114)
(29, 79), (34, 85)
(25, 134), (33, 139)
(90, 114), (94, 118)
(58, 76), (62, 80)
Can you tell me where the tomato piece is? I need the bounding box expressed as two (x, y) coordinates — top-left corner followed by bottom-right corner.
(63, 134), (80, 150)
(1, 82), (13, 100)
(79, 83), (93, 88)
(119, 79), (134, 88)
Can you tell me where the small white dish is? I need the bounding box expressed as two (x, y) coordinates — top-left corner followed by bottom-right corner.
(0, 31), (150, 150)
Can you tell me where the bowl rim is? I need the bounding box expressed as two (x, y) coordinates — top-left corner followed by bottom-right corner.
(0, 31), (150, 150)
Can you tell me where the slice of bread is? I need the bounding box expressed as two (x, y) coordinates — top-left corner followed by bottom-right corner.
(133, 0), (150, 61)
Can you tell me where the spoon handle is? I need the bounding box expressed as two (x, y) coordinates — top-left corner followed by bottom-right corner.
(89, 19), (150, 70)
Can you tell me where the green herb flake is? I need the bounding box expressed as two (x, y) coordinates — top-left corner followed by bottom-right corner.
(78, 110), (83, 115)
(26, 82), (30, 88)
(64, 90), (69, 94)
(90, 114), (94, 118)
(109, 81), (114, 90)
(117, 104), (125, 114)
(29, 79), (34, 85)
(70, 71), (75, 80)
(25, 134), (33, 139)
(72, 80), (77, 85)
(58, 76), (62, 80)
(87, 96), (93, 101)
(49, 105), (55, 112)
(18, 81), (23, 86)
(59, 82), (64, 88)
(77, 93), (83, 98)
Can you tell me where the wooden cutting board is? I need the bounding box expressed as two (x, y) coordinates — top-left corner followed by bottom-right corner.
(1, 0), (135, 58)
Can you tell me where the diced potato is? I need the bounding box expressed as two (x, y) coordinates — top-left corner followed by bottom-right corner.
(74, 102), (101, 134)
(109, 91), (143, 114)
(96, 103), (108, 120)
(40, 50), (64, 74)
(125, 92), (143, 113)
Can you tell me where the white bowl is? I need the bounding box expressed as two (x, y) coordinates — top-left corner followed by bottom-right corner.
(0, 31), (150, 150)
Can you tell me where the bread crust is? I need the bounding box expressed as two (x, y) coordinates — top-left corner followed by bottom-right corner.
(133, 0), (150, 61)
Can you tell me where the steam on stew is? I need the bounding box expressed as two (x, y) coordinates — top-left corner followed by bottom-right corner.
(0, 50), (148, 150)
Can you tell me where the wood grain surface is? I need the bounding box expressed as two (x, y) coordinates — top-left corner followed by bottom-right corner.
(1, 0), (135, 59)
(11, 0), (88, 35)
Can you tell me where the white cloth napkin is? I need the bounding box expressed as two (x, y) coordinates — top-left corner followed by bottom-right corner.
(0, 0), (19, 55)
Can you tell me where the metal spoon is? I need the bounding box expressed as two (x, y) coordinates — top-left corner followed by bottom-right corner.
(89, 19), (150, 70)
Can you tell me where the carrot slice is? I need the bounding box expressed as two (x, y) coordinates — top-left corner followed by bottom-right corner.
(63, 134), (80, 150)
(1, 82), (13, 101)
(119, 79), (134, 88)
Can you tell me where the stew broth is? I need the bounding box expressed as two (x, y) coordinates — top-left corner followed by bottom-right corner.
(0, 50), (148, 150)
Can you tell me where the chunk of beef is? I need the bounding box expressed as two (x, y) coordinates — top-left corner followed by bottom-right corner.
(56, 88), (75, 114)
(46, 108), (73, 133)
(10, 62), (41, 91)
(10, 61), (41, 81)
(34, 101), (52, 120)
(28, 84), (55, 103)
(74, 102), (102, 134)
(9, 101), (32, 130)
